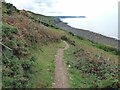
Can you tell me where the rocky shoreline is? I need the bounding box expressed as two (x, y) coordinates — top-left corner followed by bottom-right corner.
(56, 21), (119, 49)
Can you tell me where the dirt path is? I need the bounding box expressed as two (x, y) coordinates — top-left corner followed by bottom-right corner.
(53, 41), (69, 88)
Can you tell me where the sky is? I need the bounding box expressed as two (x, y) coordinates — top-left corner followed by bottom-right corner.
(5, 0), (119, 39)
(5, 0), (119, 17)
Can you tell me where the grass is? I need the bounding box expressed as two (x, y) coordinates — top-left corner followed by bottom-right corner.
(64, 46), (119, 88)
(66, 32), (118, 63)
(2, 2), (119, 88)
(64, 32), (119, 88)
(30, 41), (65, 88)
(2, 2), (66, 88)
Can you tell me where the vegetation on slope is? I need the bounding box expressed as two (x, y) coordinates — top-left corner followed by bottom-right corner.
(30, 41), (65, 88)
(1, 2), (119, 88)
(63, 32), (119, 88)
(2, 2), (62, 88)
(28, 11), (60, 29)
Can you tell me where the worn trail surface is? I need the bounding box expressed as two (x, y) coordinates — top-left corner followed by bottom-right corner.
(53, 41), (69, 88)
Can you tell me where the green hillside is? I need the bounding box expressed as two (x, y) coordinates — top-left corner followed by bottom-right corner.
(2, 2), (63, 88)
(1, 2), (119, 88)
(63, 32), (119, 88)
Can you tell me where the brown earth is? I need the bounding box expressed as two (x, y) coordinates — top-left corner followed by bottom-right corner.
(53, 41), (69, 88)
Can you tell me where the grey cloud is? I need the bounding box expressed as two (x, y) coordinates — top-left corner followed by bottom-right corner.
(47, 11), (62, 15)
(34, 0), (57, 7)
(24, 5), (35, 11)
(6, 0), (61, 16)
(31, 0), (60, 15)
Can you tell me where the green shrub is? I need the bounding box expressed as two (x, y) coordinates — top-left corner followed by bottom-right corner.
(2, 24), (18, 37)
(69, 32), (75, 36)
(68, 48), (120, 88)
(93, 43), (120, 55)
(86, 39), (120, 55)
(2, 49), (37, 88)
(2, 23), (37, 87)
(61, 35), (68, 41)
(41, 22), (50, 27)
(76, 36), (84, 40)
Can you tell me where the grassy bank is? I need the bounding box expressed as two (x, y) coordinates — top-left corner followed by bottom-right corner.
(30, 41), (65, 88)
(2, 2), (64, 88)
(64, 32), (119, 88)
(2, 2), (119, 88)
(1, 23), (65, 88)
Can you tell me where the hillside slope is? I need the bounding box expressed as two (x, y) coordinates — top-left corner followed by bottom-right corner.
(1, 2), (119, 88)
(63, 32), (119, 88)
(2, 2), (63, 88)
(56, 21), (119, 49)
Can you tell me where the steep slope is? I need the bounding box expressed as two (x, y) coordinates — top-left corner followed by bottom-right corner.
(1, 2), (62, 88)
(1, 2), (119, 88)
(28, 11), (60, 29)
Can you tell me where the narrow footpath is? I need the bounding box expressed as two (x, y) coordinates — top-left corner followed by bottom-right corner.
(53, 41), (69, 88)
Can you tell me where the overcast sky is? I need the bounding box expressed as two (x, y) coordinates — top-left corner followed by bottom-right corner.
(5, 0), (119, 17)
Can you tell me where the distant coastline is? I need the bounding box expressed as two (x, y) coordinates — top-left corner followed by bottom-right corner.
(59, 17), (118, 40)
(55, 20), (119, 49)
(53, 16), (86, 19)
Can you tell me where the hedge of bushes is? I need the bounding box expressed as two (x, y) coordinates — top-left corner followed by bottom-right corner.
(67, 48), (119, 88)
(75, 34), (120, 55)
(2, 24), (37, 88)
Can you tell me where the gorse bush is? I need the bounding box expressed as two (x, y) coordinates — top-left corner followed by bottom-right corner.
(61, 35), (76, 46)
(2, 49), (37, 88)
(92, 42), (120, 55)
(2, 24), (18, 37)
(76, 35), (120, 55)
(1, 23), (37, 88)
(2, 2), (61, 88)
(69, 32), (75, 36)
(67, 48), (119, 88)
(76, 35), (84, 40)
